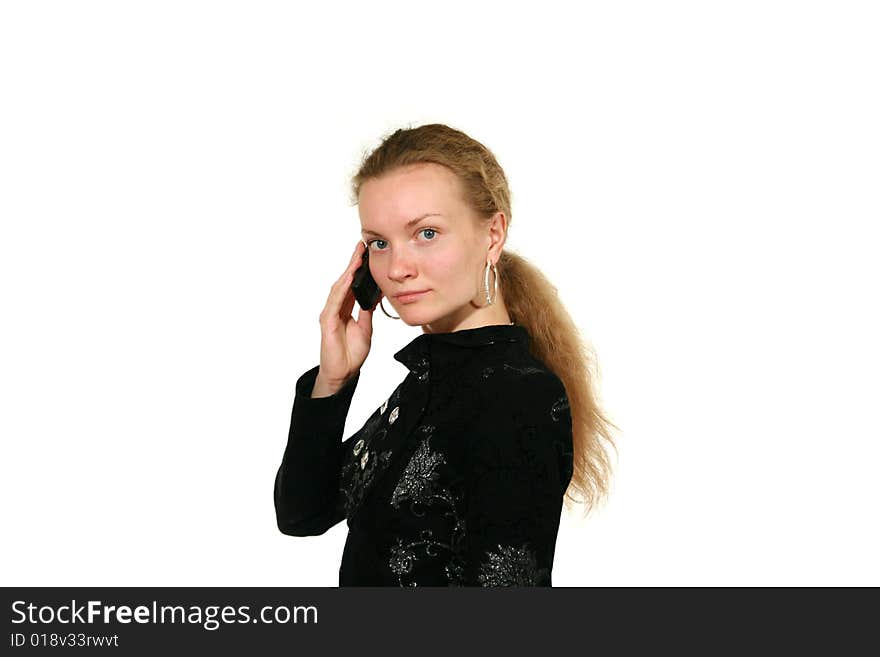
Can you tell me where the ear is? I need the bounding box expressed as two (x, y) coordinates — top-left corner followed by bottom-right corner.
(487, 211), (508, 262)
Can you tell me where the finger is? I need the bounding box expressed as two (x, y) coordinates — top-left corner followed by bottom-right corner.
(326, 242), (364, 308)
(338, 276), (356, 320)
(330, 241), (363, 284)
(325, 268), (354, 319)
(346, 240), (366, 274)
(357, 300), (374, 334)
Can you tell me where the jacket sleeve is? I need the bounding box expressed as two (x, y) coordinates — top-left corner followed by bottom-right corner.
(274, 364), (360, 536)
(461, 373), (574, 586)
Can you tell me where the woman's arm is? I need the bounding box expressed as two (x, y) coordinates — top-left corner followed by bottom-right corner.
(461, 372), (574, 586)
(273, 364), (360, 536)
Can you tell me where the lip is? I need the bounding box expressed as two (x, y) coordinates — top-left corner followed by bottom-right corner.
(393, 289), (430, 303)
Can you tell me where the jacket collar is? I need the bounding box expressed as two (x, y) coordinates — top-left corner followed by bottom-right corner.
(340, 323), (527, 524)
(393, 323), (529, 375)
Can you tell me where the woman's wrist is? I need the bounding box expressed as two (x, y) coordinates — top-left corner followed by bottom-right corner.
(311, 371), (347, 398)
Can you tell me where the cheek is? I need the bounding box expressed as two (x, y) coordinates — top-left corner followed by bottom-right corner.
(423, 246), (464, 280)
(427, 248), (478, 290)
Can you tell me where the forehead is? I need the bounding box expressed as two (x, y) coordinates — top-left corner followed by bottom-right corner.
(358, 163), (465, 225)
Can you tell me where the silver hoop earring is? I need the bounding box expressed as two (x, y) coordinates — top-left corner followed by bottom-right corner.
(483, 259), (498, 306)
(379, 297), (400, 319)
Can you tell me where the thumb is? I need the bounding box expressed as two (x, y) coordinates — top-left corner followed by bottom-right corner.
(359, 303), (374, 333)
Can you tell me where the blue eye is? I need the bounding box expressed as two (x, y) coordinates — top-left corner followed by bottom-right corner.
(366, 228), (437, 251)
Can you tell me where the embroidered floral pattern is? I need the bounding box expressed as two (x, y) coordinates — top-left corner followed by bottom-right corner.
(387, 530), (466, 587)
(336, 378), (410, 518)
(390, 431), (446, 510)
(388, 540), (417, 577)
(340, 446), (392, 517)
(477, 543), (549, 586)
(386, 427), (467, 586)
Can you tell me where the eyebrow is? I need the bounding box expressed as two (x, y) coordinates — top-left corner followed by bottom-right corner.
(361, 213), (443, 237)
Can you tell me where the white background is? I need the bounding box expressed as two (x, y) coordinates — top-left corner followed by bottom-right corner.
(2, 1), (877, 586)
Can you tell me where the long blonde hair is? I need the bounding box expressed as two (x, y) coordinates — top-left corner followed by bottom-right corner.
(349, 122), (618, 516)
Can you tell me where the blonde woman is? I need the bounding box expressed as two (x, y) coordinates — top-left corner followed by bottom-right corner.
(274, 123), (616, 586)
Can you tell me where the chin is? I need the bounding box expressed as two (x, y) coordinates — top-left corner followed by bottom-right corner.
(397, 310), (430, 327)
(394, 305), (442, 327)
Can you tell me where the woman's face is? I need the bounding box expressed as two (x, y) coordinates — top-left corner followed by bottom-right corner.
(358, 162), (500, 330)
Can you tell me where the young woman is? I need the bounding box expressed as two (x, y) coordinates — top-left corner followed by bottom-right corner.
(274, 123), (616, 586)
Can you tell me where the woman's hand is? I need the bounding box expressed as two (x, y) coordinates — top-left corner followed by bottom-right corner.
(313, 240), (377, 397)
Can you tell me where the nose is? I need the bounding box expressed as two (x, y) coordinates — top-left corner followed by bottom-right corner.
(386, 246), (417, 283)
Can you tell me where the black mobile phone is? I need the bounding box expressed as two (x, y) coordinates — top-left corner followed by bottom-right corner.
(352, 248), (381, 311)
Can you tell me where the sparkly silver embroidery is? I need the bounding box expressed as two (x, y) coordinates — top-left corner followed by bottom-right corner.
(550, 395), (570, 422)
(477, 544), (549, 586)
(386, 428), (466, 586)
(390, 434), (446, 510)
(445, 559), (465, 583)
(340, 446), (392, 516)
(501, 363), (547, 376)
(388, 530), (465, 587)
(338, 381), (406, 517)
(388, 406), (399, 424)
(388, 540), (417, 576)
(481, 363), (545, 379)
(380, 398), (388, 414)
(413, 356), (430, 381)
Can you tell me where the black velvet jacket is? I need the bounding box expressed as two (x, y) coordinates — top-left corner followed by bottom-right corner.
(274, 323), (574, 586)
